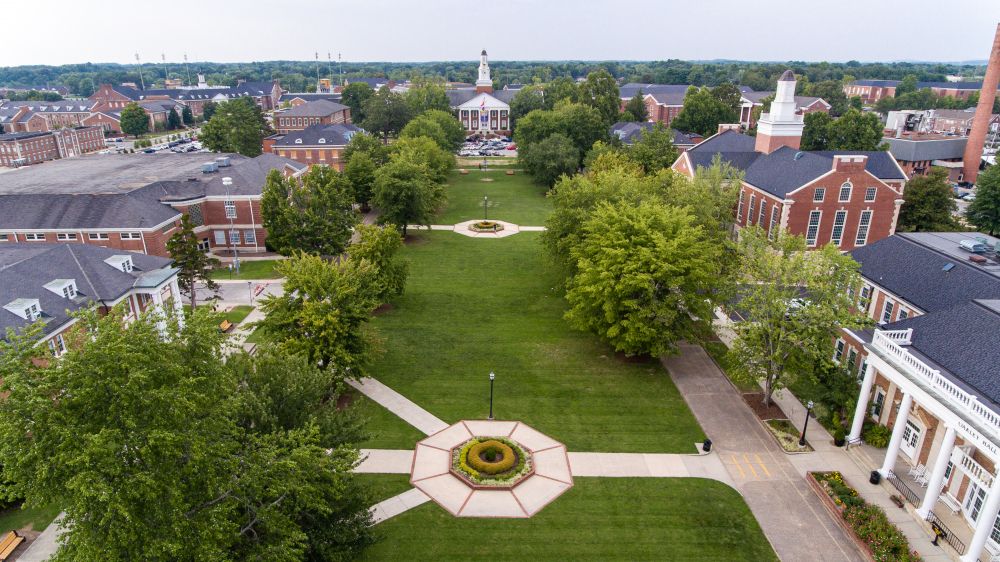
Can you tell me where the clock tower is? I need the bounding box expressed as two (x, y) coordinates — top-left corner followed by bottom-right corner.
(476, 49), (493, 94)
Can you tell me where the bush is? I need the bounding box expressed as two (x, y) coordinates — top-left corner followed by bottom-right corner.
(863, 424), (892, 448)
(468, 440), (516, 474)
(834, 427), (846, 442)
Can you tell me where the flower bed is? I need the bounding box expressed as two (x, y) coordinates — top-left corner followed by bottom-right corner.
(452, 436), (532, 488)
(765, 419), (813, 452)
(809, 471), (923, 562)
(469, 221), (504, 232)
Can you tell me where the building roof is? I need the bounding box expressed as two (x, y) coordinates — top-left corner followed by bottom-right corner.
(932, 109), (977, 121)
(271, 122), (362, 148)
(0, 131), (52, 142)
(916, 81), (986, 90)
(445, 90), (515, 107)
(884, 136), (967, 162)
(279, 93), (342, 103)
(0, 243), (175, 338)
(853, 80), (902, 88)
(645, 92), (687, 106)
(686, 130), (905, 198)
(848, 232), (1000, 315)
(609, 122), (699, 145)
(620, 84), (691, 100)
(277, 99), (349, 118)
(778, 70), (796, 82)
(345, 78), (389, 88)
(0, 101), (96, 113)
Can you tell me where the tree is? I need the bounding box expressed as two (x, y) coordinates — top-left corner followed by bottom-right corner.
(578, 70), (621, 125)
(181, 105), (194, 126)
(803, 80), (849, 116)
(623, 88), (648, 122)
(78, 77), (95, 97)
(166, 214), (221, 313)
(824, 108), (888, 151)
(200, 97), (275, 157)
(259, 167), (357, 256)
(565, 201), (721, 357)
(671, 86), (738, 137)
(202, 100), (218, 122)
(389, 135), (455, 184)
(895, 74), (919, 96)
(710, 82), (742, 114)
(725, 228), (871, 408)
(344, 152), (378, 208)
(167, 107), (181, 129)
(543, 77), (578, 111)
(967, 91), (1000, 113)
(582, 141), (624, 171)
(255, 253), (383, 373)
(626, 121), (677, 173)
(967, 164), (1000, 236)
(512, 109), (567, 153)
(509, 85), (545, 125)
(342, 131), (391, 169)
(119, 102), (149, 137)
(340, 82), (375, 123)
(848, 96), (863, 112)
(556, 103), (608, 164)
(0, 307), (377, 561)
(520, 134), (579, 187)
(361, 88), (413, 143)
(897, 168), (961, 232)
(404, 84), (451, 115)
(350, 223), (410, 304)
(799, 111), (834, 151)
(400, 110), (465, 153)
(372, 153), (442, 236)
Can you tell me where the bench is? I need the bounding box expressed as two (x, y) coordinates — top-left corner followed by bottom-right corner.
(505, 170), (514, 175)
(219, 320), (233, 333)
(460, 169), (469, 175)
(0, 530), (24, 561)
(939, 491), (961, 515)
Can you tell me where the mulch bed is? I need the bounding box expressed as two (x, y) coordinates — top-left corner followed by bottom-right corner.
(372, 304), (393, 315)
(614, 351), (652, 363)
(741, 393), (788, 421)
(336, 392), (355, 412)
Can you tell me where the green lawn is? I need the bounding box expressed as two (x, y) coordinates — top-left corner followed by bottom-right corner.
(243, 327), (268, 345)
(362, 231), (704, 453)
(434, 170), (550, 226)
(197, 304), (255, 324)
(0, 501), (61, 532)
(352, 393), (427, 450)
(357, 473), (413, 506)
(208, 260), (284, 280)
(361, 477), (777, 562)
(704, 341), (760, 393)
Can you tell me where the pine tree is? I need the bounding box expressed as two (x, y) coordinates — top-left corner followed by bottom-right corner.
(166, 214), (221, 313)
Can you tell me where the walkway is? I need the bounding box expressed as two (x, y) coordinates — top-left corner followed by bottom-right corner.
(346, 377), (449, 436)
(406, 221), (547, 238)
(370, 489), (432, 524)
(662, 342), (866, 562)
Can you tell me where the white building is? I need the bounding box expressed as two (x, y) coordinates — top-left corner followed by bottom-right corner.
(445, 50), (514, 138)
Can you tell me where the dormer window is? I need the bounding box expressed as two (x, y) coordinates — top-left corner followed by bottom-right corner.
(4, 298), (41, 322)
(318, 138), (326, 144)
(44, 279), (77, 299)
(295, 138), (303, 144)
(104, 255), (134, 273)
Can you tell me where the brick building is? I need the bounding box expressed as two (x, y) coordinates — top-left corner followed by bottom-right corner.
(89, 81), (283, 117)
(279, 93), (342, 107)
(0, 152), (306, 256)
(609, 122), (701, 152)
(672, 71), (906, 251)
(445, 51), (514, 138)
(268, 123), (362, 171)
(272, 99), (351, 134)
(884, 135), (968, 181)
(0, 127), (105, 167)
(844, 79), (999, 104)
(0, 101), (97, 133)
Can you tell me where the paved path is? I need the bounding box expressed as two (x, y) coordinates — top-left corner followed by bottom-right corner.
(356, 449), (414, 473)
(567, 452), (735, 487)
(662, 343), (865, 562)
(370, 489), (431, 524)
(347, 377), (449, 436)
(18, 513), (64, 562)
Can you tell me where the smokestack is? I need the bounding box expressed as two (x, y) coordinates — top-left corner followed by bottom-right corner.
(962, 23), (1000, 184)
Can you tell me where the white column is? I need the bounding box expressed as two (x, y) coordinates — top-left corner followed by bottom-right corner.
(150, 290), (166, 334)
(879, 392), (913, 477)
(849, 363), (877, 443)
(169, 278), (185, 329)
(916, 426), (956, 519)
(961, 475), (1000, 562)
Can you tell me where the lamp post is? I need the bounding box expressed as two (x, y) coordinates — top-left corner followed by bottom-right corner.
(484, 196), (488, 221)
(488, 373), (495, 420)
(248, 281), (253, 304)
(799, 401), (814, 447)
(222, 177), (240, 276)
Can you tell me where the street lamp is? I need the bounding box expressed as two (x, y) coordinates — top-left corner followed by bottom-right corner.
(799, 401), (814, 447)
(248, 281), (253, 304)
(222, 177), (239, 276)
(484, 196), (488, 221)
(488, 373), (495, 420)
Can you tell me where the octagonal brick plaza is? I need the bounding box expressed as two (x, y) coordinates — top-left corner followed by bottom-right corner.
(410, 420), (573, 518)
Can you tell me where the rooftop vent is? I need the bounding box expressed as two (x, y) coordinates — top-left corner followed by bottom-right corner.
(794, 152), (804, 160)
(215, 156), (231, 167)
(202, 162), (218, 173)
(970, 255), (988, 264)
(187, 177), (198, 182)
(943, 263), (956, 272)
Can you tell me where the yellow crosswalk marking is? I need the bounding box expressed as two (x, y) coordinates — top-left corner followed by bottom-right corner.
(743, 455), (758, 477)
(731, 455), (745, 477)
(755, 454), (771, 477)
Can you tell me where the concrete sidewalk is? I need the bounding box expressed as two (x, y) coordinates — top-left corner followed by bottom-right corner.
(18, 513), (64, 562)
(567, 452), (735, 488)
(355, 449), (414, 474)
(347, 377), (449, 436)
(369, 489), (431, 524)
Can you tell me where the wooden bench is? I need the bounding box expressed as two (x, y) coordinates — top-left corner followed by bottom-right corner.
(460, 169), (469, 175)
(939, 491), (961, 515)
(505, 170), (514, 175)
(0, 530), (24, 561)
(219, 320), (233, 333)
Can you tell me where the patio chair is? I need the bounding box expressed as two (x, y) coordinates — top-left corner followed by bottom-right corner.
(908, 463), (926, 477)
(915, 471), (930, 487)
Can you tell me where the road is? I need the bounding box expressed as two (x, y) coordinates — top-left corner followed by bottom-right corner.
(185, 279), (283, 307)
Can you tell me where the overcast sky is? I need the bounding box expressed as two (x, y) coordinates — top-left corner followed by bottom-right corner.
(3, 0), (997, 67)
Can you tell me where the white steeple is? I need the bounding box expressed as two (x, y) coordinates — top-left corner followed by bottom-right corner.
(476, 49), (492, 93)
(755, 70), (805, 153)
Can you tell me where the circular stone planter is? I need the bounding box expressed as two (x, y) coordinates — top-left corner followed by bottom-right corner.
(450, 437), (534, 490)
(469, 221), (505, 233)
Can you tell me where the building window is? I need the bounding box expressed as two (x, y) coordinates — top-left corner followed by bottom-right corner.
(898, 309), (908, 320)
(839, 182), (852, 202)
(214, 231), (226, 245)
(847, 348), (857, 371)
(24, 233), (46, 241)
(860, 286), (871, 310)
(25, 303), (40, 322)
(747, 195), (756, 225)
(855, 210), (872, 246)
(0, 234), (7, 241)
(120, 233), (141, 240)
(229, 230), (240, 245)
(881, 301), (894, 324)
(225, 201), (236, 218)
(831, 210), (848, 246)
(806, 211), (822, 246)
(769, 207), (779, 239)
(738, 191), (745, 221)
(814, 188), (825, 202)
(865, 187), (877, 202)
(759, 202), (767, 227)
(834, 339), (845, 362)
(244, 230), (256, 245)
(62, 284), (76, 299)
(88, 233), (109, 240)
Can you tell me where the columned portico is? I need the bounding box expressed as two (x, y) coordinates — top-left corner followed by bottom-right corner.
(849, 363), (877, 444)
(916, 425), (956, 519)
(962, 476), (1000, 562)
(880, 391), (913, 477)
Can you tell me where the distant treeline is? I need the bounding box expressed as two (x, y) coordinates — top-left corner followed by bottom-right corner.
(0, 59), (985, 97)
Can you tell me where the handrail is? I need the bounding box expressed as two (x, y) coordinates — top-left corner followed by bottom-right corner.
(872, 330), (1000, 439)
(926, 510), (967, 555)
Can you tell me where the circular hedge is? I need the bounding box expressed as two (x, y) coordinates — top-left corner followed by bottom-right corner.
(468, 440), (515, 474)
(469, 221), (504, 233)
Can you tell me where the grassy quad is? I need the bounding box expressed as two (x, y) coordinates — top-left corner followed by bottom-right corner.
(358, 475), (777, 562)
(434, 170), (551, 226)
(363, 231), (704, 453)
(208, 259), (284, 280)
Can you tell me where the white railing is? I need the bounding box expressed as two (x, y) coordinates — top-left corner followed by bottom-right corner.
(951, 445), (994, 488)
(880, 328), (912, 345)
(872, 330), (1000, 439)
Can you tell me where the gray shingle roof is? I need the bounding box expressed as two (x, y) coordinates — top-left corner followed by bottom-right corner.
(609, 122), (699, 145)
(0, 243), (174, 338)
(885, 137), (967, 162)
(619, 84), (692, 100)
(279, 93), (342, 103)
(853, 80), (901, 88)
(445, 90), (516, 107)
(277, 99), (349, 118)
(346, 78), (388, 88)
(272, 123), (362, 148)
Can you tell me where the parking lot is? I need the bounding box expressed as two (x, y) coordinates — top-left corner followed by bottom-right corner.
(460, 138), (516, 157)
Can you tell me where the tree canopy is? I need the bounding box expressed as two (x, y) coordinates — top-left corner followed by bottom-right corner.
(800, 109), (887, 151)
(671, 86), (738, 137)
(404, 84), (451, 115)
(260, 166), (358, 256)
(966, 164), (1000, 236)
(577, 70), (621, 125)
(509, 85), (545, 125)
(340, 82), (375, 123)
(622, 88), (648, 122)
(519, 134), (579, 188)
(360, 88), (414, 143)
(400, 109), (466, 153)
(200, 97), (275, 157)
(897, 167), (961, 232)
(119, 102), (149, 137)
(350, 223), (410, 304)
(371, 151), (445, 235)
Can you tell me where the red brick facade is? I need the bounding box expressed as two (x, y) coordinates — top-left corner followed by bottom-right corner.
(0, 126), (105, 168)
(273, 108), (350, 134)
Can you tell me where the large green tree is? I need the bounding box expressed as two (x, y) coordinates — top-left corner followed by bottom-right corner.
(578, 70), (621, 125)
(361, 88), (413, 143)
(509, 85), (545, 125)
(542, 77), (578, 111)
(724, 228), (872, 408)
(671, 86), (738, 137)
(710, 82), (742, 114)
(167, 107), (181, 129)
(519, 133), (579, 188)
(626, 121), (678, 173)
(371, 153), (443, 236)
(389, 135), (455, 184)
(260, 166), (358, 256)
(556, 102), (609, 163)
(341, 131), (391, 168)
(564, 201), (721, 357)
(344, 152), (378, 209)
(967, 164), (1000, 236)
(201, 100), (218, 121)
(340, 83), (375, 124)
(799, 111), (834, 151)
(802, 80), (849, 116)
(119, 102), (149, 137)
(897, 167), (961, 232)
(512, 109), (567, 151)
(166, 214), (221, 313)
(404, 84), (451, 115)
(824, 108), (888, 151)
(350, 223), (410, 304)
(181, 105), (194, 125)
(255, 253), (383, 373)
(622, 88), (648, 122)
(400, 109), (465, 153)
(200, 97), (275, 157)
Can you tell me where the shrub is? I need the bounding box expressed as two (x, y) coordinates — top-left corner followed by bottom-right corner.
(485, 449), (496, 462)
(468, 440), (516, 474)
(863, 424), (892, 448)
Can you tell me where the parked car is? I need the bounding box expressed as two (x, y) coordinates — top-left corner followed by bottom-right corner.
(957, 181), (974, 188)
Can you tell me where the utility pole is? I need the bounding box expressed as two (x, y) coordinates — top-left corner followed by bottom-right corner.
(184, 54), (191, 87)
(162, 53), (168, 86)
(339, 53), (343, 86)
(135, 53), (145, 90)
(327, 51), (333, 88)
(315, 51), (320, 91)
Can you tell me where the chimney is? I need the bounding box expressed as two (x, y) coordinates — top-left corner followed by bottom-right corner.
(962, 23), (1000, 184)
(718, 123), (741, 135)
(755, 70), (805, 153)
(832, 154), (868, 173)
